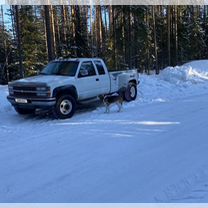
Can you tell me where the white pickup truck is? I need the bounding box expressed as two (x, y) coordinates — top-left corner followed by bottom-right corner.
(7, 58), (139, 119)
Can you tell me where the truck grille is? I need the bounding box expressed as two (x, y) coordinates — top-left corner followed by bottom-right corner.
(13, 91), (37, 97)
(13, 86), (37, 91)
(11, 85), (49, 98)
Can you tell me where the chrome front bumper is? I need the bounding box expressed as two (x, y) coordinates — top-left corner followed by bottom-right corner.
(7, 96), (56, 108)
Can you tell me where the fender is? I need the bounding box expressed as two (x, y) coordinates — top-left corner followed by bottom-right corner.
(53, 85), (78, 100)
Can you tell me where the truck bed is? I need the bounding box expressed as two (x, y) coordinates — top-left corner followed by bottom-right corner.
(109, 69), (138, 93)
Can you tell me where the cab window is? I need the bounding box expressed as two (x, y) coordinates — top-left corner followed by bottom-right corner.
(94, 60), (105, 75)
(78, 61), (96, 78)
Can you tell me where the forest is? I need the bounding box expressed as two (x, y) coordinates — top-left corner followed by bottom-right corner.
(0, 5), (208, 83)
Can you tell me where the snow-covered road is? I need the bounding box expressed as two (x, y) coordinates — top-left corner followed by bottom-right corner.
(1, 60), (208, 202)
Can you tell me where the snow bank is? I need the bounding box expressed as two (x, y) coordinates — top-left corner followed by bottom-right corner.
(0, 85), (11, 113)
(160, 65), (208, 84)
(138, 60), (208, 103)
(161, 60), (208, 85)
(183, 59), (208, 72)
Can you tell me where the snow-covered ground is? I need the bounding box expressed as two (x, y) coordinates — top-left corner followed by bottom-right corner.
(1, 60), (208, 202)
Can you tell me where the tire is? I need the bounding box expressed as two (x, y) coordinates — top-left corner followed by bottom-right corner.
(124, 82), (137, 102)
(14, 107), (35, 115)
(54, 95), (76, 119)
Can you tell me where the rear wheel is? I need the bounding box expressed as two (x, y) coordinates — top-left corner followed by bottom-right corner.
(124, 82), (137, 102)
(14, 107), (35, 115)
(54, 95), (76, 119)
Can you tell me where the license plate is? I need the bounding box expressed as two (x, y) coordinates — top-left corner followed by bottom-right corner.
(15, 98), (28, 104)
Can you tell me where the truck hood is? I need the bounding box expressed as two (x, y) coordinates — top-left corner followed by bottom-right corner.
(11, 75), (75, 88)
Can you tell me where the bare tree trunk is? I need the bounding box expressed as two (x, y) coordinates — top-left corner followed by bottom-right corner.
(122, 6), (126, 65)
(167, 5), (171, 66)
(15, 5), (24, 78)
(128, 6), (131, 69)
(71, 5), (76, 55)
(83, 6), (89, 53)
(99, 6), (103, 52)
(147, 8), (150, 74)
(104, 6), (108, 37)
(53, 7), (61, 57)
(61, 5), (67, 44)
(90, 5), (94, 56)
(96, 6), (103, 56)
(44, 5), (54, 61)
(64, 6), (71, 49)
(50, 6), (56, 57)
(112, 6), (117, 69)
(175, 5), (178, 65)
(1, 5), (9, 82)
(74, 5), (81, 57)
(152, 6), (159, 74)
(109, 5), (116, 68)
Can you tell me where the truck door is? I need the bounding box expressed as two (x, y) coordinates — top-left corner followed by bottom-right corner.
(93, 60), (110, 95)
(76, 61), (99, 100)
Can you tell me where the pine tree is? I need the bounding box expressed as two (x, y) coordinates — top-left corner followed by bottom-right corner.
(19, 6), (47, 76)
(0, 5), (12, 83)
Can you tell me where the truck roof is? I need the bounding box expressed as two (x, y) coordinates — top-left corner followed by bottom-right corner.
(53, 58), (104, 62)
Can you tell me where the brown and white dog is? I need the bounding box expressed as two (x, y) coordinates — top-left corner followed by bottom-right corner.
(99, 94), (123, 113)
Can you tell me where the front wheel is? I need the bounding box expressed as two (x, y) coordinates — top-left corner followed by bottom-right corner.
(124, 83), (137, 102)
(54, 95), (76, 119)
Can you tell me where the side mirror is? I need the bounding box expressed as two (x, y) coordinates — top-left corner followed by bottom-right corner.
(79, 69), (88, 77)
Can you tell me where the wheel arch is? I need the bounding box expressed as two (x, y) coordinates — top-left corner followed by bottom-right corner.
(53, 85), (78, 101)
(129, 79), (137, 85)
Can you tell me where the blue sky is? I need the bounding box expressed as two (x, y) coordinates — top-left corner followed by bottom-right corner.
(2, 5), (12, 30)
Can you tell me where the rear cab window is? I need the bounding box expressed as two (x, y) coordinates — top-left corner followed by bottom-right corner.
(94, 60), (106, 75)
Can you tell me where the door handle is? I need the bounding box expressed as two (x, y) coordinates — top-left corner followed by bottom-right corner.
(96, 78), (99, 81)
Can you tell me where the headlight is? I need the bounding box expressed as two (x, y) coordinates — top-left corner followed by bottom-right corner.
(8, 86), (14, 95)
(36, 86), (51, 97)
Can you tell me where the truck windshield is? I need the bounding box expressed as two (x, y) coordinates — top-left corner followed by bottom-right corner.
(40, 61), (79, 76)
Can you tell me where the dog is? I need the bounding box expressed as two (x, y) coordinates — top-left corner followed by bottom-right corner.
(99, 94), (123, 113)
